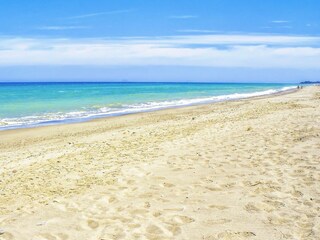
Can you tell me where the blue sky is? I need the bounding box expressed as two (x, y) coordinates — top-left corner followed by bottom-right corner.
(0, 0), (319, 82)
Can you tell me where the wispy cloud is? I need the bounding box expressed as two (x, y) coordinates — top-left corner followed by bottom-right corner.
(169, 15), (198, 19)
(272, 20), (290, 24)
(66, 9), (135, 19)
(279, 26), (293, 29)
(0, 34), (319, 69)
(263, 22), (293, 29)
(177, 29), (219, 33)
(306, 23), (318, 27)
(37, 26), (90, 30)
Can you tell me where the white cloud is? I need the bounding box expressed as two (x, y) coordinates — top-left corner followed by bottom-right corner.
(37, 26), (90, 30)
(0, 34), (319, 69)
(177, 29), (219, 33)
(66, 9), (135, 19)
(272, 20), (290, 23)
(129, 34), (319, 46)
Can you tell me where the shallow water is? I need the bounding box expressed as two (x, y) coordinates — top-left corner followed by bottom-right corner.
(0, 82), (296, 130)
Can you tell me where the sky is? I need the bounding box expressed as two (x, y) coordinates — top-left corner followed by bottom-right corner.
(0, 0), (319, 82)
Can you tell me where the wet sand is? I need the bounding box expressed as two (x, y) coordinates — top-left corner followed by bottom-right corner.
(0, 86), (319, 240)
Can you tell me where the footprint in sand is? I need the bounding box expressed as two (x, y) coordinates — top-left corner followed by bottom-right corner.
(166, 224), (182, 236)
(244, 203), (261, 212)
(161, 182), (175, 188)
(128, 223), (141, 229)
(163, 207), (184, 212)
(205, 186), (222, 192)
(108, 196), (118, 203)
(204, 219), (232, 226)
(146, 224), (163, 235)
(130, 208), (149, 216)
(216, 231), (256, 239)
(87, 219), (99, 229)
(173, 215), (195, 224)
(153, 211), (162, 217)
(209, 205), (229, 210)
(0, 232), (14, 240)
(36, 233), (69, 240)
(99, 229), (126, 240)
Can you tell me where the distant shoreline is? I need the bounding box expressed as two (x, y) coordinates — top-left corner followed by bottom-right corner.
(300, 81), (320, 84)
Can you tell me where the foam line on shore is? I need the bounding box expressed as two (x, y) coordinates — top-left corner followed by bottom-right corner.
(0, 86), (296, 130)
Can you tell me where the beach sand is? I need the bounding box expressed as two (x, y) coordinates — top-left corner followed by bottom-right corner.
(0, 86), (319, 240)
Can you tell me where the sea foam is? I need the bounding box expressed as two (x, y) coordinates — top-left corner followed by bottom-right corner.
(0, 86), (296, 130)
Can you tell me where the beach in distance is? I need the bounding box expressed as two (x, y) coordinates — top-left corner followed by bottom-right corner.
(0, 86), (319, 240)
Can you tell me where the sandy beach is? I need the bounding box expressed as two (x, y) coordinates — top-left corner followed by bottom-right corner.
(0, 86), (319, 240)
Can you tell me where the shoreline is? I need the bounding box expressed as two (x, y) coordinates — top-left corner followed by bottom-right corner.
(0, 86), (298, 134)
(0, 86), (319, 239)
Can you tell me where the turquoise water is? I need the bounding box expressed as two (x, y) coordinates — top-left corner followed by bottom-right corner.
(0, 82), (296, 130)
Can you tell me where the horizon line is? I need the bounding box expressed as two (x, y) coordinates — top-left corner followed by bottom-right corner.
(0, 81), (300, 84)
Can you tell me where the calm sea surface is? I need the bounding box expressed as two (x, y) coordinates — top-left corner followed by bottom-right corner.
(0, 82), (296, 130)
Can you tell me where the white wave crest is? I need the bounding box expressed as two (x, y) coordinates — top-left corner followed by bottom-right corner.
(0, 86), (296, 130)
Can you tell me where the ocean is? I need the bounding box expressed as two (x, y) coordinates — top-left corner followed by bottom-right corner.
(0, 82), (296, 130)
